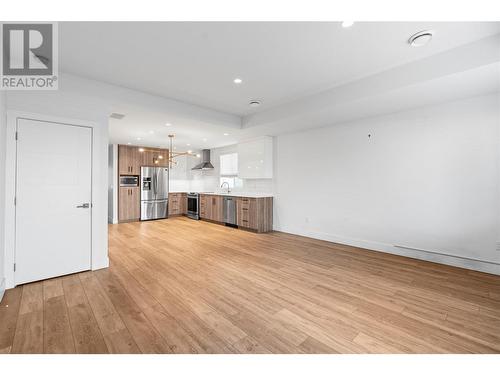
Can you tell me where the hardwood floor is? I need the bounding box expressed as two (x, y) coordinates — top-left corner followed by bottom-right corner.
(1, 216), (499, 353)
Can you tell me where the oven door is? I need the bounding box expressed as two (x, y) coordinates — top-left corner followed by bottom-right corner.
(187, 195), (199, 219)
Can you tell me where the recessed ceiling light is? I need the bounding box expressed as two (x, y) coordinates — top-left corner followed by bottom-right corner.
(187, 150), (192, 154)
(165, 123), (172, 127)
(203, 138), (207, 142)
(233, 78), (243, 84)
(341, 21), (354, 28)
(223, 133), (229, 136)
(136, 137), (142, 141)
(127, 142), (131, 145)
(186, 143), (191, 146)
(249, 100), (261, 107)
(149, 130), (154, 134)
(408, 30), (434, 47)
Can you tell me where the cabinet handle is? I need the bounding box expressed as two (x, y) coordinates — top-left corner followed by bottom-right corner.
(242, 208), (248, 211)
(242, 220), (248, 223)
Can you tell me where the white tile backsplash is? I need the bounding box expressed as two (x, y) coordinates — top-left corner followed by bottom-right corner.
(169, 144), (274, 193)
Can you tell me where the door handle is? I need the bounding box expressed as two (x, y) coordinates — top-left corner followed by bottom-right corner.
(76, 203), (90, 208)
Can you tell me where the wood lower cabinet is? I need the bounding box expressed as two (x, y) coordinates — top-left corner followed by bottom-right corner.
(199, 194), (210, 219)
(168, 193), (187, 215)
(237, 197), (273, 233)
(211, 195), (223, 222)
(199, 194), (223, 222)
(199, 194), (273, 232)
(119, 187), (140, 222)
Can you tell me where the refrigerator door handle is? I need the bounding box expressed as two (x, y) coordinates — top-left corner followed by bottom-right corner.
(153, 170), (157, 197)
(155, 169), (159, 198)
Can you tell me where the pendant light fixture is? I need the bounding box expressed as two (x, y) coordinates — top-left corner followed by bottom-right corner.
(167, 134), (200, 168)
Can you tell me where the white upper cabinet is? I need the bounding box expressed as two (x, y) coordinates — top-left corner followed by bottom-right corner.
(237, 136), (273, 179)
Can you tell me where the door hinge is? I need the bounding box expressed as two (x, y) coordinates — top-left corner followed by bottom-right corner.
(14, 196), (16, 205)
(14, 263), (16, 272)
(15, 131), (18, 141)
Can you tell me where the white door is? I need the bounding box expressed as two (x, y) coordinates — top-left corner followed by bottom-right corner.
(15, 118), (92, 284)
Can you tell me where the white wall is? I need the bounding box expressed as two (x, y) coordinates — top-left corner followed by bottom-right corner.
(274, 94), (500, 274)
(3, 80), (110, 288)
(0, 92), (6, 300)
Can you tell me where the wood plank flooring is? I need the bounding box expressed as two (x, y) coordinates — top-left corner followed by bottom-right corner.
(1, 216), (499, 353)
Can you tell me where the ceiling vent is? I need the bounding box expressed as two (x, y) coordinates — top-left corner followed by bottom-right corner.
(110, 112), (126, 120)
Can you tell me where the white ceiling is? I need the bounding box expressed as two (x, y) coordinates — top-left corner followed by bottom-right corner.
(58, 22), (500, 149)
(60, 22), (500, 116)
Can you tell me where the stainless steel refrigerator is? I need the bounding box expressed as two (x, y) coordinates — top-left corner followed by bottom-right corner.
(140, 166), (169, 220)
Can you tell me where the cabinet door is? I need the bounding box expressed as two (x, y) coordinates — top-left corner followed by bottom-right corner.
(210, 195), (223, 222)
(130, 187), (140, 220)
(158, 149), (169, 167)
(119, 187), (140, 221)
(140, 149), (152, 167)
(143, 148), (166, 167)
(129, 147), (141, 175)
(199, 195), (210, 219)
(119, 145), (141, 175)
(119, 145), (132, 175)
(237, 137), (273, 179)
(180, 193), (187, 214)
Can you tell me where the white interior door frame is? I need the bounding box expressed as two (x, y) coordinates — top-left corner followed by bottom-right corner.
(4, 111), (102, 288)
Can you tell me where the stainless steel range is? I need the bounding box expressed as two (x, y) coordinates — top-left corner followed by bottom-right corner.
(187, 192), (199, 220)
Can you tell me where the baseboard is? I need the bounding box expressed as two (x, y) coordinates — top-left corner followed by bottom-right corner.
(108, 216), (118, 224)
(275, 227), (500, 276)
(92, 256), (109, 271)
(0, 278), (5, 303)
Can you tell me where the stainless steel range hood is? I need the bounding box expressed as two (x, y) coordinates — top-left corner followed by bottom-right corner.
(192, 149), (214, 170)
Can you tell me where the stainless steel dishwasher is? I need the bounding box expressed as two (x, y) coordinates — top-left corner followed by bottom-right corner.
(223, 196), (237, 225)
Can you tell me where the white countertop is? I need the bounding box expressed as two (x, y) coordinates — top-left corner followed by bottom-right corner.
(169, 191), (273, 198)
(202, 192), (274, 198)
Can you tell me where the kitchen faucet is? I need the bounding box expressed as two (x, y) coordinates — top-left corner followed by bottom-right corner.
(221, 181), (231, 193)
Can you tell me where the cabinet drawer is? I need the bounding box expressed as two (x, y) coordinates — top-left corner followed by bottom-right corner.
(238, 197), (256, 208)
(239, 218), (251, 228)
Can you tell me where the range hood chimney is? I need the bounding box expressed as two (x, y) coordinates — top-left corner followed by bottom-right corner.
(192, 149), (214, 170)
